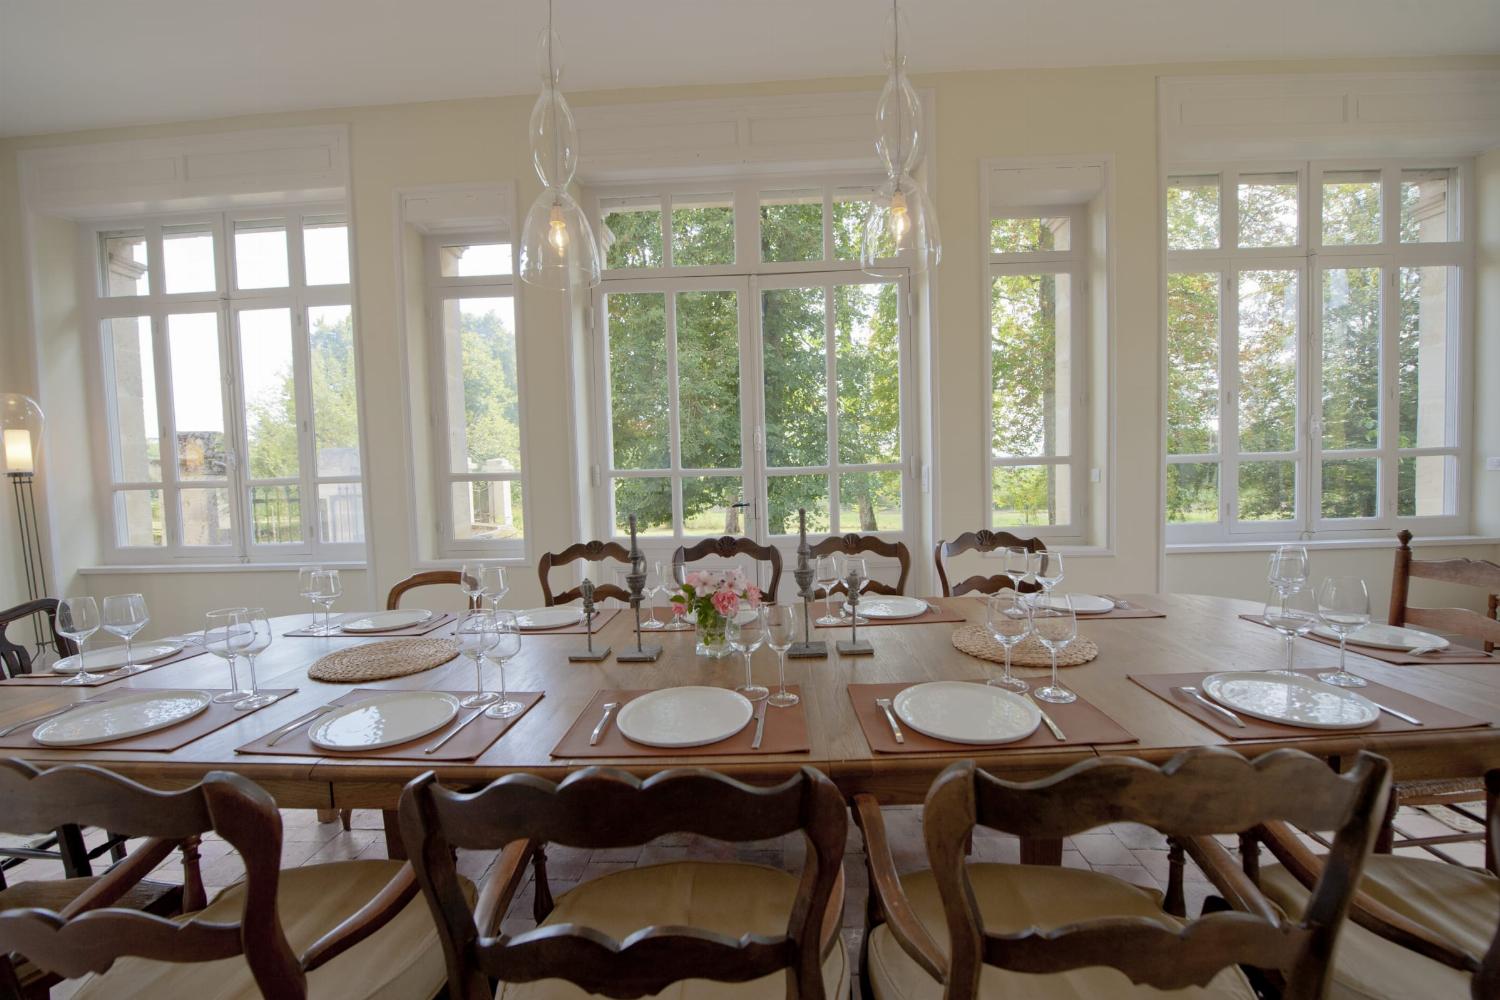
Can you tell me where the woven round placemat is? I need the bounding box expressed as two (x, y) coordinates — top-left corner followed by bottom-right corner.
(951, 624), (1098, 668)
(308, 638), (460, 683)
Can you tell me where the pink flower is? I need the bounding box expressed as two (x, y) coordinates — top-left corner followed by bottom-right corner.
(712, 589), (740, 617)
(686, 571), (707, 589)
(671, 601), (687, 617)
(745, 585), (763, 608)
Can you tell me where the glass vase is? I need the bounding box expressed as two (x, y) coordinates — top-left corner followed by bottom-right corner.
(695, 612), (731, 659)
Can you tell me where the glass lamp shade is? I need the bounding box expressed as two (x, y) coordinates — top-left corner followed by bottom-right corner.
(535, 25), (564, 87)
(0, 393), (43, 475)
(860, 173), (941, 276)
(873, 69), (923, 178)
(519, 188), (602, 290)
(529, 87), (579, 189)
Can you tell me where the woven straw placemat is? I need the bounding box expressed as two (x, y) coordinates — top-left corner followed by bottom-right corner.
(307, 638), (460, 683)
(951, 624), (1098, 667)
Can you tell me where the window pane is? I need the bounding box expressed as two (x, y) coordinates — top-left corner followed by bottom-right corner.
(671, 194), (734, 266)
(762, 287), (828, 468)
(234, 220), (289, 289)
(1166, 272), (1220, 455)
(105, 316), (160, 482)
(1398, 455), (1455, 518)
(1399, 267), (1453, 448)
(167, 313), (227, 480)
(676, 290), (740, 469)
(437, 241), (510, 278)
(991, 273), (1069, 459)
(162, 225), (216, 294)
(1320, 267), (1382, 451)
(100, 230), (149, 296)
(832, 189), (878, 261)
(1166, 176), (1219, 250)
(1401, 169), (1454, 243)
(613, 477), (672, 535)
(114, 489), (164, 547)
(179, 487), (232, 545)
(450, 480), (521, 542)
(1237, 269), (1298, 454)
(304, 218), (351, 285)
(839, 471), (901, 532)
(992, 465), (1071, 528)
(1321, 458), (1378, 519)
(1166, 463), (1219, 524)
(308, 304), (360, 477)
(767, 474), (830, 535)
(760, 191), (822, 263)
(441, 297), (518, 478)
(1238, 460), (1296, 522)
(990, 216), (1071, 254)
(1237, 173), (1298, 248)
(1321, 171), (1381, 246)
(319, 482), (365, 543)
(682, 475), (745, 536)
(837, 283), (901, 465)
(607, 292), (669, 469)
(249, 485), (301, 544)
(601, 198), (662, 269)
(238, 308), (298, 480)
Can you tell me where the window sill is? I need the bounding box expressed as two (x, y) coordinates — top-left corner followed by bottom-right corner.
(1165, 535), (1500, 556)
(982, 544), (1115, 558)
(77, 562), (369, 575)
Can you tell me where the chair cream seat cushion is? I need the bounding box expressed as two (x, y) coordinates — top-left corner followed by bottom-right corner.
(73, 860), (464, 1000)
(1259, 856), (1499, 1000)
(498, 861), (848, 999)
(866, 863), (1257, 1000)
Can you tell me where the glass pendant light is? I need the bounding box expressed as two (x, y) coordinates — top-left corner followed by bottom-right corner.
(519, 0), (602, 290)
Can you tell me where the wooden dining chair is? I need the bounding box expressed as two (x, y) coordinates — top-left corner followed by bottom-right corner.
(1249, 768), (1499, 999)
(809, 533), (911, 596)
(386, 570), (479, 611)
(0, 597), (72, 679)
(399, 765), (848, 1000)
(0, 758), (458, 1000)
(932, 529), (1047, 597)
(537, 539), (633, 606)
(855, 747), (1390, 1000)
(672, 535), (783, 599)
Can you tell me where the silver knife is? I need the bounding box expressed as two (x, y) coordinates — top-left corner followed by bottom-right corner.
(875, 697), (904, 744)
(1177, 686), (1246, 728)
(1368, 701), (1422, 726)
(590, 702), (619, 746)
(424, 708), (488, 754)
(1026, 694), (1066, 741)
(750, 702), (768, 750)
(265, 705), (336, 747)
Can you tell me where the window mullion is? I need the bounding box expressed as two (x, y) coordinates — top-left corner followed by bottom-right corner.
(823, 284), (838, 532)
(290, 293), (318, 550)
(219, 297), (252, 560)
(1222, 269), (1238, 535)
(665, 288), (683, 538)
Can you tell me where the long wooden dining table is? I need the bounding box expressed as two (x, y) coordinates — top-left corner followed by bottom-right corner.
(3, 593), (1498, 863)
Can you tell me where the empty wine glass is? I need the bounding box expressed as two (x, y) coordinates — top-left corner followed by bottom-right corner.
(232, 609), (278, 710)
(814, 556), (841, 625)
(841, 556), (869, 623)
(459, 563), (486, 610)
(764, 604), (798, 708)
(1004, 547), (1034, 593)
(1030, 594), (1078, 704)
(298, 565), (323, 629)
(642, 561), (665, 630)
(1317, 576), (1370, 688)
(101, 593), (149, 675)
(1035, 551), (1065, 596)
(727, 606), (769, 702)
(482, 564), (509, 609)
(1268, 545), (1310, 596)
(666, 562), (691, 630)
(56, 596), (102, 686)
(309, 569), (342, 634)
(984, 591), (1031, 692)
(1262, 586), (1316, 675)
(455, 611), (500, 708)
(484, 611), (524, 719)
(204, 607), (253, 704)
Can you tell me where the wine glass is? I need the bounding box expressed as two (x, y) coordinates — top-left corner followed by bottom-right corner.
(841, 556), (869, 623)
(984, 591), (1031, 692)
(232, 609), (278, 710)
(727, 606), (768, 702)
(1035, 551), (1065, 596)
(56, 596), (102, 686)
(666, 562), (691, 630)
(484, 611), (524, 719)
(298, 566), (323, 629)
(764, 604), (798, 708)
(1262, 586), (1316, 676)
(480, 564), (508, 609)
(1316, 576), (1370, 688)
(459, 563), (486, 610)
(642, 561), (665, 630)
(308, 569), (342, 634)
(1268, 545), (1310, 596)
(1030, 594), (1078, 704)
(814, 556), (841, 626)
(204, 607), (253, 704)
(101, 593), (149, 675)
(1004, 547), (1033, 592)
(454, 611), (500, 708)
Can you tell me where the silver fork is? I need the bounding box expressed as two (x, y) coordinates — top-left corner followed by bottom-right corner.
(265, 706), (337, 747)
(875, 698), (904, 744)
(590, 702), (620, 746)
(1102, 594), (1133, 610)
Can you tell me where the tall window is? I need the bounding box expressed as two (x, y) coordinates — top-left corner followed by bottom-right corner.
(92, 209), (364, 561)
(1164, 163), (1469, 541)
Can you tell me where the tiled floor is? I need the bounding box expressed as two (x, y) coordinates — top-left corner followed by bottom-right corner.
(10, 801), (1488, 998)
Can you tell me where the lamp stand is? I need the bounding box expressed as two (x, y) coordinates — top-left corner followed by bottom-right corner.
(9, 472), (49, 658)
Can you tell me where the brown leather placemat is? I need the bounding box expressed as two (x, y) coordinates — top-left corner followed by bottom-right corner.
(283, 612), (457, 638)
(848, 682), (1136, 753)
(1237, 614), (1497, 665)
(0, 688), (296, 751)
(552, 687), (810, 758)
(813, 601), (965, 628)
(1078, 603), (1167, 620)
(235, 688), (542, 761)
(520, 608), (622, 634)
(0, 646), (211, 687)
(1129, 670), (1491, 741)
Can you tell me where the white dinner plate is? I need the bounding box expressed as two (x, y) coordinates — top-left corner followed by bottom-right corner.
(1069, 594), (1116, 615)
(1201, 672), (1380, 730)
(340, 609), (435, 633)
(893, 681), (1041, 745)
(53, 642), (182, 674)
(857, 596), (930, 620)
(307, 691), (462, 751)
(516, 607), (584, 630)
(1310, 622), (1449, 652)
(615, 687), (754, 748)
(32, 689), (213, 747)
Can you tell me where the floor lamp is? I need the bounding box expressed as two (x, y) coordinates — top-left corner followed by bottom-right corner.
(2, 393), (48, 659)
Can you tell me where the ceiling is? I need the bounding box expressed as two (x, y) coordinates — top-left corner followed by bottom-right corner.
(2, 0), (1497, 138)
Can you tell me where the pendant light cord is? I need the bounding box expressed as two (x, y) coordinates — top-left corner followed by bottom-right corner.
(548, 0), (562, 201)
(892, 0), (902, 177)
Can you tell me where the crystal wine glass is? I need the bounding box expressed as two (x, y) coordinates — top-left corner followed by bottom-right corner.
(204, 607), (253, 704)
(484, 611), (524, 719)
(1030, 594), (1078, 704)
(101, 593), (149, 675)
(666, 562), (692, 630)
(1035, 551), (1065, 596)
(984, 591), (1031, 692)
(841, 556), (869, 624)
(480, 563), (508, 609)
(1268, 544), (1310, 596)
(814, 556), (841, 626)
(56, 596), (102, 686)
(1262, 585), (1316, 675)
(308, 569), (342, 634)
(642, 561), (665, 630)
(1316, 576), (1370, 688)
(764, 604), (798, 708)
(459, 563), (486, 610)
(727, 606), (769, 702)
(298, 565), (323, 630)
(455, 611), (500, 708)
(232, 608), (278, 710)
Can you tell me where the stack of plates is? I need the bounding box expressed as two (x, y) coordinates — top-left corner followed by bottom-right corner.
(1200, 672), (1380, 729)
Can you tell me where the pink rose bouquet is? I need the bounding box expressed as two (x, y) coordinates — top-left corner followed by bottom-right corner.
(671, 566), (763, 633)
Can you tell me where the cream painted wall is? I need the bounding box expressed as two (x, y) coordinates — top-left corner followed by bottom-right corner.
(1476, 148), (1500, 539)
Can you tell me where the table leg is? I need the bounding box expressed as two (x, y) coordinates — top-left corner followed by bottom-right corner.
(1019, 836), (1062, 866)
(382, 809), (407, 861)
